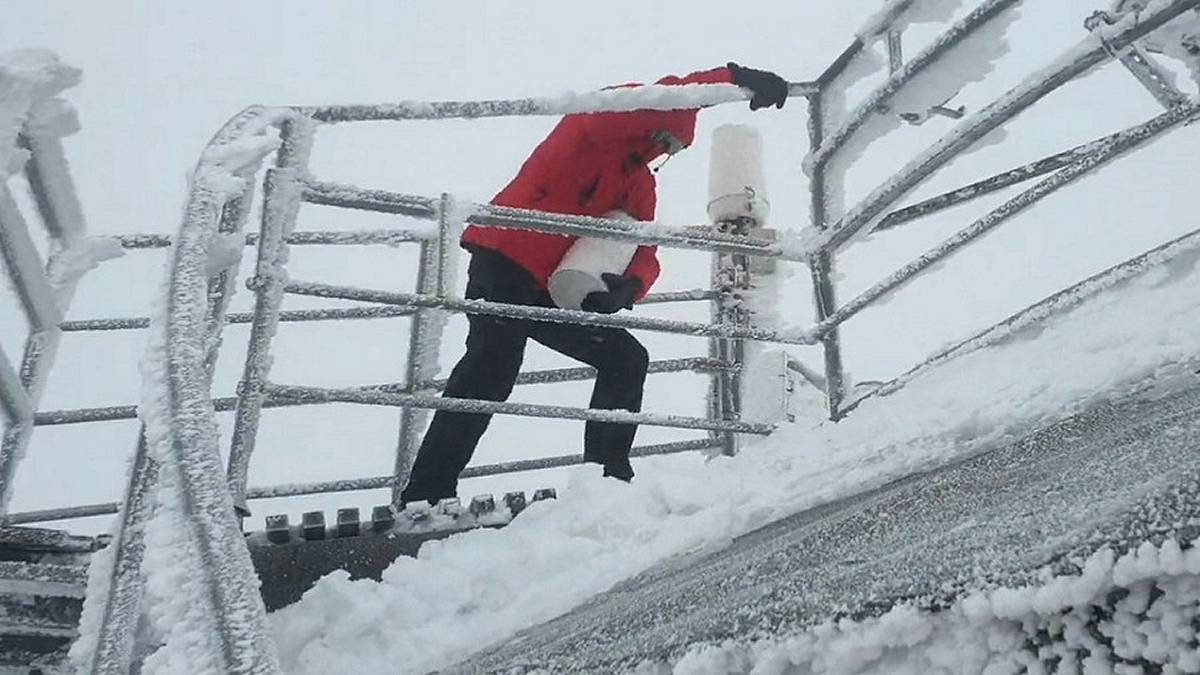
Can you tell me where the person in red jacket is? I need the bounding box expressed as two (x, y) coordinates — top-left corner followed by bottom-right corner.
(400, 63), (789, 505)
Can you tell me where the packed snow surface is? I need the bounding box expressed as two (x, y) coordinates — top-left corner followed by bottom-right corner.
(269, 226), (1200, 673)
(647, 538), (1200, 674)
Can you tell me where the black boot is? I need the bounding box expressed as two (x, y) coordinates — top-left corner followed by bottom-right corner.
(586, 453), (634, 482)
(602, 461), (634, 483)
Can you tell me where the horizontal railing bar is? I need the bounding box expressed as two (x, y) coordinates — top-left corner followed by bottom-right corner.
(266, 383), (775, 435)
(4, 503), (118, 525)
(60, 293), (709, 334)
(246, 476), (389, 500)
(839, 224), (1200, 416)
(59, 306), (418, 332)
(300, 179), (439, 218)
(33, 358), (730, 427)
(34, 399), (246, 426)
(820, 0), (1200, 253)
(290, 179), (798, 259)
(2, 439), (721, 524)
(873, 127), (1131, 232)
(281, 279), (817, 345)
(813, 101), (1200, 339)
(34, 404), (135, 426)
(112, 229), (434, 250)
(637, 288), (721, 304)
(254, 229), (433, 246)
(297, 81), (819, 124)
(60, 318), (150, 332)
(244, 441), (718, 500)
(112, 234), (171, 249)
(460, 438), (720, 479)
(471, 202), (798, 259)
(403, 357), (732, 391)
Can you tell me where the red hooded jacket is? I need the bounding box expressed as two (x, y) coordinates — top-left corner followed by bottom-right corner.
(461, 66), (734, 300)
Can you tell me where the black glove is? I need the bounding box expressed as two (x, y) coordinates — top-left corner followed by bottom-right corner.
(728, 62), (788, 111)
(581, 273), (642, 314)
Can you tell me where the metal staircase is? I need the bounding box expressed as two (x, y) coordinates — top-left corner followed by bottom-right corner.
(0, 1), (1198, 671)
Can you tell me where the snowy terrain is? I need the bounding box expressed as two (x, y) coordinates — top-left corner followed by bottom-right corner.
(267, 233), (1200, 673)
(3, 1), (1200, 673)
(653, 538), (1200, 674)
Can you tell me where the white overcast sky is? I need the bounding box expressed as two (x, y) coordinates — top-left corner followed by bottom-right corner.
(2, 1), (1197, 529)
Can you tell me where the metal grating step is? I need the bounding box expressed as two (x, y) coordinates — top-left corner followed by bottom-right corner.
(248, 489), (556, 611)
(0, 527), (99, 671)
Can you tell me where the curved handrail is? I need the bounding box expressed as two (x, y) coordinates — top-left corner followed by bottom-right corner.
(78, 105), (294, 675)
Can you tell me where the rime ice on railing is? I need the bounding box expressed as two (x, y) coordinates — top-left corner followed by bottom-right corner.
(1138, 3), (1200, 89)
(806, 0), (1020, 226)
(74, 108), (290, 675)
(818, 0), (1200, 254)
(0, 50), (94, 512)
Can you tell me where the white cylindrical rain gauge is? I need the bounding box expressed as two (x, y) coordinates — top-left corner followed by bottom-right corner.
(707, 124), (769, 224)
(548, 211), (639, 310)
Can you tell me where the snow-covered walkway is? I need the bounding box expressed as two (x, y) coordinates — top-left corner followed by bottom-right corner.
(461, 372), (1200, 673)
(268, 227), (1200, 674)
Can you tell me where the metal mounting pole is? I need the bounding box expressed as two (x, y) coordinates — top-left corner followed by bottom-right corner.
(710, 217), (753, 455)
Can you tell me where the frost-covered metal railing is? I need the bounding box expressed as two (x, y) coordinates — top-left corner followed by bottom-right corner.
(0, 53), (114, 514)
(223, 144), (820, 515)
(798, 0), (1200, 418)
(68, 74), (823, 674)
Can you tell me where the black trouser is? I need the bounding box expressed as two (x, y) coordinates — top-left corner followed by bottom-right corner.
(400, 248), (649, 504)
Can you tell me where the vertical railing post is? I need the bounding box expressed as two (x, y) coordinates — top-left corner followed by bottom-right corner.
(392, 194), (456, 506)
(227, 118), (314, 516)
(392, 241), (438, 506)
(806, 92), (848, 420)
